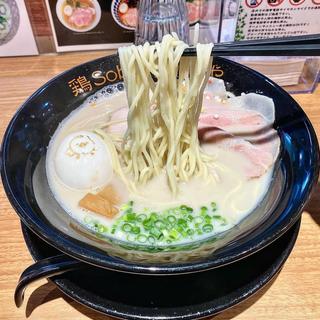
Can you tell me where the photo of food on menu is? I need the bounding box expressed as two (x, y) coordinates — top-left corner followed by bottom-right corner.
(46, 0), (223, 51)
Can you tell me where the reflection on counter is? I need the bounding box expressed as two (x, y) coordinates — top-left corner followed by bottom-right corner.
(230, 57), (320, 94)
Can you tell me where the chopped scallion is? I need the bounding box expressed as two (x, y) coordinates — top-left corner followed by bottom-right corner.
(137, 234), (147, 243)
(167, 215), (177, 224)
(98, 225), (107, 233)
(187, 215), (194, 222)
(148, 236), (156, 244)
(143, 219), (153, 230)
(122, 223), (132, 232)
(155, 220), (166, 230)
(131, 226), (141, 234)
(211, 202), (217, 211)
(194, 216), (204, 224)
(187, 229), (194, 236)
(150, 212), (158, 221)
(212, 215), (227, 225)
(202, 224), (213, 233)
(200, 206), (208, 213)
(177, 218), (187, 228)
(162, 229), (169, 238)
(137, 214), (147, 222)
(111, 200), (220, 245)
(150, 227), (162, 239)
(169, 229), (179, 240)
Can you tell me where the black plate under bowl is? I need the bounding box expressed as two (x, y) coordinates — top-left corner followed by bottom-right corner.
(21, 219), (301, 319)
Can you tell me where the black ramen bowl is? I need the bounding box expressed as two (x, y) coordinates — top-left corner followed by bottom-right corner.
(1, 55), (319, 274)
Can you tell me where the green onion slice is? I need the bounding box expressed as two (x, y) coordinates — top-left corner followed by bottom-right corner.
(137, 214), (147, 222)
(148, 236), (156, 244)
(202, 224), (213, 233)
(167, 215), (177, 224)
(122, 223), (132, 232)
(137, 234), (147, 243)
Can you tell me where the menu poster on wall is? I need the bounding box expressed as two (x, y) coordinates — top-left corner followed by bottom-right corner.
(45, 0), (135, 52)
(46, 0), (221, 52)
(235, 0), (320, 41)
(0, 0), (38, 57)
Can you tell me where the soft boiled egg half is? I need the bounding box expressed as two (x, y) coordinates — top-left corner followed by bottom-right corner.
(54, 131), (113, 190)
(63, 5), (73, 17)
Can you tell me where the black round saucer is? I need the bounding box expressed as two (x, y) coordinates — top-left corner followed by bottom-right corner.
(21, 219), (301, 320)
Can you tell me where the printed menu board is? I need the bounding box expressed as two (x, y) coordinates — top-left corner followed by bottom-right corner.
(235, 0), (320, 40)
(46, 0), (221, 52)
(0, 0), (38, 56)
(45, 0), (135, 52)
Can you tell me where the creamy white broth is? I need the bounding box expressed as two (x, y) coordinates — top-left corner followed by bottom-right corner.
(46, 86), (274, 245)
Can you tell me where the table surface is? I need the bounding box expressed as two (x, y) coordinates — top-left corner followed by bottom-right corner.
(0, 52), (319, 320)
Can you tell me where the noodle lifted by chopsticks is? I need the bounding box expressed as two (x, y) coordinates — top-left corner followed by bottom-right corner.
(119, 34), (213, 195)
